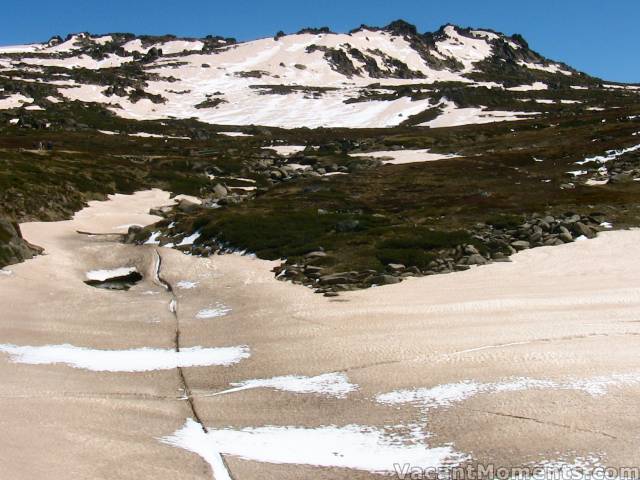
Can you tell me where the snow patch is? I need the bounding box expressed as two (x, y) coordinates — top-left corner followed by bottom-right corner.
(263, 145), (307, 156)
(0, 93), (33, 110)
(129, 132), (190, 140)
(176, 280), (199, 290)
(144, 231), (162, 245)
(0, 344), (250, 372)
(518, 61), (572, 76)
(576, 144), (640, 166)
(421, 100), (538, 128)
(218, 132), (253, 137)
(351, 149), (461, 165)
(196, 304), (232, 319)
(211, 372), (357, 398)
(377, 373), (640, 410)
(507, 82), (548, 92)
(86, 267), (137, 282)
(177, 231), (201, 247)
(161, 418), (464, 475)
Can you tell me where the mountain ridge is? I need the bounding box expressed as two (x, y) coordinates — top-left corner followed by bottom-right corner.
(2, 19), (627, 129)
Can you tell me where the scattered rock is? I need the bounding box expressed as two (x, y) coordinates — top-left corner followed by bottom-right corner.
(387, 263), (406, 273)
(370, 274), (402, 285)
(305, 251), (327, 259)
(212, 183), (228, 199)
(572, 222), (595, 239)
(318, 272), (354, 285)
(510, 240), (531, 251)
(466, 254), (488, 265)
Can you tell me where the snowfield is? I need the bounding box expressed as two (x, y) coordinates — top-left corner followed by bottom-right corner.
(0, 26), (578, 128)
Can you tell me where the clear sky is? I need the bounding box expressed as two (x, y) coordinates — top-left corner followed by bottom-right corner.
(1, 0), (638, 83)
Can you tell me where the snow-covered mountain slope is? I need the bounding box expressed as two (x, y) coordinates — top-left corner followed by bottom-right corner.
(0, 21), (628, 129)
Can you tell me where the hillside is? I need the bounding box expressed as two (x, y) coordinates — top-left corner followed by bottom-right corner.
(0, 20), (627, 129)
(0, 20), (639, 285)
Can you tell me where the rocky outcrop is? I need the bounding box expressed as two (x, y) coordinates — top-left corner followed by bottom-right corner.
(0, 219), (43, 269)
(270, 212), (607, 295)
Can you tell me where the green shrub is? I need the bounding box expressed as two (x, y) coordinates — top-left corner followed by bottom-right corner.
(379, 228), (470, 250)
(485, 214), (523, 230)
(376, 248), (434, 269)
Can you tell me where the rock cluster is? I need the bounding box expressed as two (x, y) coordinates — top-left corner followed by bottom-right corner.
(271, 212), (606, 295)
(247, 149), (377, 184)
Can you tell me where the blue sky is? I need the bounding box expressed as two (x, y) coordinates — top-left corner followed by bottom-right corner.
(1, 0), (638, 82)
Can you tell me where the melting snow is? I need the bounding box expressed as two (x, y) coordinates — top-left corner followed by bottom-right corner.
(176, 280), (199, 290)
(435, 26), (494, 71)
(421, 100), (539, 128)
(507, 82), (548, 92)
(0, 344), (250, 372)
(177, 231), (201, 247)
(196, 304), (232, 319)
(161, 418), (465, 476)
(263, 145), (307, 156)
(144, 231), (162, 245)
(351, 149), (461, 165)
(376, 373), (640, 410)
(218, 132), (253, 137)
(85, 267), (137, 282)
(129, 132), (190, 140)
(0, 93), (33, 109)
(210, 372), (357, 398)
(517, 61), (572, 76)
(575, 144), (640, 165)
(377, 381), (482, 409)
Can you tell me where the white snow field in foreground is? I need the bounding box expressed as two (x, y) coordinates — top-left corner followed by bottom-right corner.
(162, 418), (464, 477)
(0, 344), (250, 372)
(208, 372), (357, 398)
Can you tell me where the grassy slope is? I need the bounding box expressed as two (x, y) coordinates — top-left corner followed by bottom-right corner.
(1, 86), (640, 273)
